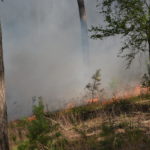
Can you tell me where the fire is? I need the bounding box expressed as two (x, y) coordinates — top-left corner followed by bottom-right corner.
(114, 85), (149, 99)
(27, 115), (36, 122)
(65, 85), (149, 109)
(66, 102), (76, 109)
(84, 85), (149, 105)
(86, 97), (99, 104)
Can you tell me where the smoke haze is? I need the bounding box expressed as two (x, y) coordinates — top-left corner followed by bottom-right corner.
(0, 0), (147, 120)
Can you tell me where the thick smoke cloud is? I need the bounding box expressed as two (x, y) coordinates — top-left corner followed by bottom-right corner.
(0, 0), (147, 120)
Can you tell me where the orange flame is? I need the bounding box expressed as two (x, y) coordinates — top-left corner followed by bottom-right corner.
(86, 97), (99, 104)
(85, 85), (149, 105)
(114, 85), (148, 99)
(66, 102), (76, 109)
(27, 115), (36, 122)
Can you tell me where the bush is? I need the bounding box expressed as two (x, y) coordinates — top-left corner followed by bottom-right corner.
(18, 99), (67, 150)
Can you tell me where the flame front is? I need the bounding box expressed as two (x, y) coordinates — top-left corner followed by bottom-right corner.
(85, 97), (99, 104)
(114, 85), (149, 99)
(85, 85), (149, 104)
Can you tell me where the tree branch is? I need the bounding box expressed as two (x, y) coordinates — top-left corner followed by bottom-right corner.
(144, 0), (150, 9)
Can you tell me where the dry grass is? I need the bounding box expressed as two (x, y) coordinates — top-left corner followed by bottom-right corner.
(9, 93), (150, 150)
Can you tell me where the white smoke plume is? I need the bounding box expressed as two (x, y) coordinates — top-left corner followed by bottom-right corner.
(0, 0), (147, 120)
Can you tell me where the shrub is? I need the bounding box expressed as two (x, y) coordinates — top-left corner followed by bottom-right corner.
(18, 99), (67, 150)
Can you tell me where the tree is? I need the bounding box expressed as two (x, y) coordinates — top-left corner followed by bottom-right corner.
(0, 0), (9, 149)
(77, 0), (89, 64)
(0, 23), (9, 150)
(90, 0), (150, 67)
(86, 69), (104, 102)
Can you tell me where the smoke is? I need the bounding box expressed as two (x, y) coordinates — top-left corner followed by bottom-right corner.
(0, 0), (147, 120)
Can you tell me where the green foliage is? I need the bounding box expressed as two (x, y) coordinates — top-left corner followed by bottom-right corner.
(18, 99), (67, 150)
(26, 101), (52, 149)
(90, 0), (150, 67)
(17, 141), (29, 150)
(86, 69), (104, 101)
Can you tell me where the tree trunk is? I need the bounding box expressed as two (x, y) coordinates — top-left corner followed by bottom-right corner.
(148, 6), (150, 64)
(77, 0), (89, 65)
(0, 23), (9, 150)
(148, 40), (150, 65)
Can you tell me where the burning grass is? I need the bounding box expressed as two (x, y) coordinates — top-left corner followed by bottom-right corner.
(9, 92), (150, 150)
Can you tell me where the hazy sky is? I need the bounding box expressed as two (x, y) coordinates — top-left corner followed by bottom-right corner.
(0, 0), (147, 120)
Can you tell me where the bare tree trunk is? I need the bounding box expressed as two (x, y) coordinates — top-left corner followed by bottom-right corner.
(77, 0), (89, 65)
(148, 6), (150, 65)
(148, 39), (150, 65)
(0, 23), (9, 150)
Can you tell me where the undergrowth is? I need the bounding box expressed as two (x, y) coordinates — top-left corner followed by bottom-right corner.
(17, 100), (67, 150)
(99, 121), (150, 150)
(9, 93), (150, 150)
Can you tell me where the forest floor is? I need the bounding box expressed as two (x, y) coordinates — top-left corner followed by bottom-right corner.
(9, 93), (150, 150)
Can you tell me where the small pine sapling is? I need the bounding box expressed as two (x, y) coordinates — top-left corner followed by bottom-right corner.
(86, 69), (104, 102)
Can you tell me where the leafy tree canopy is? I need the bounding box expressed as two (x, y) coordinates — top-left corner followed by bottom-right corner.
(90, 0), (150, 67)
